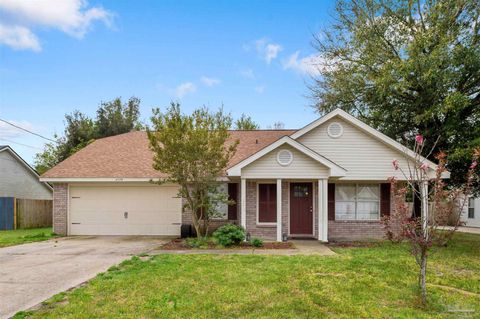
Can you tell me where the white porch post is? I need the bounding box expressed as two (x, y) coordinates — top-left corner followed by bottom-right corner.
(318, 179), (328, 242)
(420, 180), (429, 240)
(241, 178), (247, 231)
(276, 179), (282, 242)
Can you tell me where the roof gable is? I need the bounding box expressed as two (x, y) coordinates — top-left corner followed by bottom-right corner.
(291, 108), (439, 170)
(0, 146), (52, 191)
(227, 136), (346, 177)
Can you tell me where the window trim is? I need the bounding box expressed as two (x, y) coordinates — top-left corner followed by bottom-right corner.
(256, 182), (277, 226)
(335, 183), (381, 221)
(468, 197), (475, 219)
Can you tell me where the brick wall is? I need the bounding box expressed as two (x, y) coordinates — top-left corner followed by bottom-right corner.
(328, 221), (385, 241)
(53, 183), (68, 235)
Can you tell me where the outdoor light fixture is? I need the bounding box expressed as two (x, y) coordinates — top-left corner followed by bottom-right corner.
(246, 232), (251, 241)
(282, 233), (288, 242)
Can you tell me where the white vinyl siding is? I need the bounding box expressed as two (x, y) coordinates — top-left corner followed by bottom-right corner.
(297, 117), (418, 181)
(242, 145), (329, 179)
(0, 150), (52, 199)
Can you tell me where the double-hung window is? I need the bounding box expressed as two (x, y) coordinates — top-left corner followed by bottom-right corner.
(468, 197), (475, 219)
(335, 184), (380, 220)
(257, 183), (277, 224)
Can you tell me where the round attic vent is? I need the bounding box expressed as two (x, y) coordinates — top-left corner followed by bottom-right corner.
(327, 122), (343, 138)
(277, 149), (293, 166)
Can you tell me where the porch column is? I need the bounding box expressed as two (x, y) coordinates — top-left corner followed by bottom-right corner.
(241, 178), (247, 230)
(318, 179), (328, 242)
(276, 179), (282, 242)
(420, 180), (429, 239)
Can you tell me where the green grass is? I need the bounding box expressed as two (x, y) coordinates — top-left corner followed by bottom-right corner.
(0, 227), (57, 247)
(15, 233), (480, 319)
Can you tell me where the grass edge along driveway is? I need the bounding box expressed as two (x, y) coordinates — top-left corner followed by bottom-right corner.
(0, 227), (57, 248)
(14, 232), (480, 319)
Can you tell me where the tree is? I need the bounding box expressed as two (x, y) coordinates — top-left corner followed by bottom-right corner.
(147, 103), (238, 238)
(35, 97), (143, 174)
(384, 134), (479, 304)
(234, 113), (259, 130)
(96, 97), (143, 137)
(310, 0), (480, 193)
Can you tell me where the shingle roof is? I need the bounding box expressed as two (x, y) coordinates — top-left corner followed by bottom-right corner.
(41, 130), (296, 178)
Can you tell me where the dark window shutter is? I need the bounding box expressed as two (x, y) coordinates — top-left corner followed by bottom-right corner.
(380, 183), (391, 217)
(228, 183), (238, 220)
(328, 183), (335, 220)
(258, 184), (277, 223)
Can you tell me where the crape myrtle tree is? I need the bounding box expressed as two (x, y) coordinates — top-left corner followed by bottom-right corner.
(383, 134), (479, 305)
(310, 0), (480, 194)
(147, 103), (238, 238)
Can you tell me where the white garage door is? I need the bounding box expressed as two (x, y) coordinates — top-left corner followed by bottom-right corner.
(69, 185), (182, 235)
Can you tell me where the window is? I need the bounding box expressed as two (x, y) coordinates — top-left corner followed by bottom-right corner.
(293, 184), (310, 197)
(468, 197), (475, 219)
(335, 184), (380, 220)
(212, 184), (228, 219)
(258, 183), (277, 223)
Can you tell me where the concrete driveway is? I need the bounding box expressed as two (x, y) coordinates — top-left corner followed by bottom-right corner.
(0, 236), (169, 319)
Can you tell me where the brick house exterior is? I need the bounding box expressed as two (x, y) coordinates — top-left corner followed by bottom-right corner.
(44, 109), (443, 241)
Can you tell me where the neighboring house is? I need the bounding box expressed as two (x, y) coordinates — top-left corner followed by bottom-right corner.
(40, 109), (443, 241)
(461, 196), (480, 228)
(0, 146), (52, 200)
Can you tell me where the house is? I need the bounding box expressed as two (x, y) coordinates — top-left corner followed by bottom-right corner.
(0, 146), (52, 200)
(40, 109), (442, 241)
(461, 196), (480, 228)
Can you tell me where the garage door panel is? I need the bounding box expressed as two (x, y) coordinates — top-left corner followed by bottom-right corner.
(69, 185), (182, 236)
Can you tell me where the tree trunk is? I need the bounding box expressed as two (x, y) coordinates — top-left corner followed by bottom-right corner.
(419, 248), (427, 305)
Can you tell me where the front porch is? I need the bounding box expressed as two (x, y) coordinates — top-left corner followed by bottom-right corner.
(239, 179), (329, 242)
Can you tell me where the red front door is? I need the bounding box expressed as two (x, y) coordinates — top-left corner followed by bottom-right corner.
(290, 182), (313, 235)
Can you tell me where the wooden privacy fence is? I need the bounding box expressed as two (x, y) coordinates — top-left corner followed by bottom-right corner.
(16, 199), (52, 229)
(0, 197), (52, 230)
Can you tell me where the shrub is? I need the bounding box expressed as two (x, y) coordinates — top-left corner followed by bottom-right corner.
(212, 224), (245, 247)
(251, 238), (263, 247)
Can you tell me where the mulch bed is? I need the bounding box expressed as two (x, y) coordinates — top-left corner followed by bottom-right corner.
(160, 239), (295, 250)
(326, 241), (378, 248)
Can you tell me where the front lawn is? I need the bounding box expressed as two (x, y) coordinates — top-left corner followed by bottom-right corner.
(0, 227), (56, 248)
(16, 233), (480, 318)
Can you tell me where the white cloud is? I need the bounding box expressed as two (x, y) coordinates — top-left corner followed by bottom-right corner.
(174, 82), (197, 98)
(254, 86), (265, 94)
(239, 68), (255, 79)
(254, 38), (282, 64)
(283, 51), (329, 76)
(0, 120), (35, 138)
(200, 76), (220, 87)
(0, 24), (40, 51)
(0, 0), (113, 51)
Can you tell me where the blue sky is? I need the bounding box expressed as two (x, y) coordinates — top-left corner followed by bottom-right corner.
(0, 0), (336, 164)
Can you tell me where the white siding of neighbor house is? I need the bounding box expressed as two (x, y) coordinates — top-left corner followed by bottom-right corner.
(241, 145), (329, 179)
(297, 116), (417, 181)
(0, 150), (52, 199)
(461, 196), (480, 228)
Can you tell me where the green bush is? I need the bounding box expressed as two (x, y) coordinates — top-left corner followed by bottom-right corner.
(251, 238), (263, 247)
(212, 224), (245, 247)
